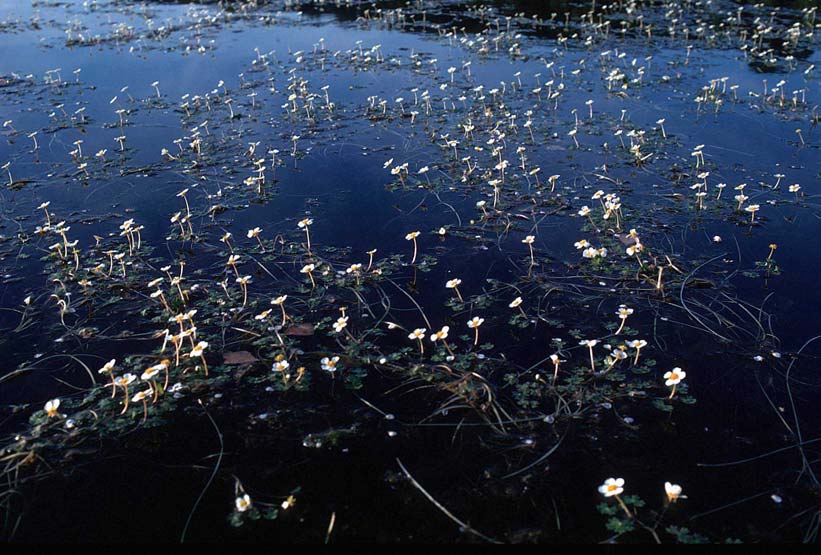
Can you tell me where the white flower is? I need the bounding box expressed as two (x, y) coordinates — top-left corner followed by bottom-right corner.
(190, 341), (208, 358)
(626, 243), (643, 256)
(610, 349), (628, 361)
(616, 305), (634, 319)
(332, 317), (349, 333)
(131, 389), (152, 403)
(272, 360), (290, 372)
(141, 366), (162, 381)
(44, 398), (61, 418)
(665, 482), (685, 502)
(98, 359), (116, 374)
(663, 367), (685, 386)
(598, 477), (625, 497)
(116, 373), (136, 387)
(408, 328), (426, 341)
(255, 309), (272, 321)
(235, 494), (252, 512)
(321, 356), (340, 372)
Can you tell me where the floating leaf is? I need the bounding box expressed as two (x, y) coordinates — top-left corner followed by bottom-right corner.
(284, 323), (315, 336)
(223, 351), (259, 365)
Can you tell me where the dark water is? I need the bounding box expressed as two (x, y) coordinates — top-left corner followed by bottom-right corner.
(0, 0), (819, 543)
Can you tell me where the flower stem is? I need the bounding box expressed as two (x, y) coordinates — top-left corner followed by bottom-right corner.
(615, 495), (633, 518)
